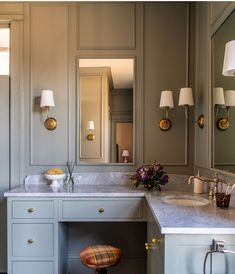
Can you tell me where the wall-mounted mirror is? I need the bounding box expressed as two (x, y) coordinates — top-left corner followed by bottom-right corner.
(77, 58), (134, 164)
(212, 9), (235, 173)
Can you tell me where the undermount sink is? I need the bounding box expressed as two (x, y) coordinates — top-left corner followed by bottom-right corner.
(161, 195), (209, 207)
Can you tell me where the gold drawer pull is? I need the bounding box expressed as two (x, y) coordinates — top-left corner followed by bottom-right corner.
(28, 208), (34, 213)
(145, 238), (160, 251)
(99, 208), (104, 214)
(27, 239), (34, 244)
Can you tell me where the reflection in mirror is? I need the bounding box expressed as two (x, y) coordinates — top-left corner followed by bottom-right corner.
(78, 59), (134, 164)
(212, 9), (235, 172)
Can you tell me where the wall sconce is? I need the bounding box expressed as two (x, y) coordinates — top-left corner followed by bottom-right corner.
(217, 90), (235, 130)
(122, 149), (129, 163)
(214, 87), (225, 116)
(222, 40), (235, 76)
(87, 120), (95, 141)
(159, 90), (174, 131)
(40, 89), (57, 131)
(178, 87), (194, 119)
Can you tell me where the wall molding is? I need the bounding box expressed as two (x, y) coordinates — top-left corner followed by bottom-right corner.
(76, 3), (136, 51)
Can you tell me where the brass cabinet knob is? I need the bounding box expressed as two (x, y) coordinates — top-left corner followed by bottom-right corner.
(151, 238), (160, 245)
(145, 238), (160, 251)
(27, 208), (34, 213)
(99, 208), (104, 214)
(27, 239), (34, 244)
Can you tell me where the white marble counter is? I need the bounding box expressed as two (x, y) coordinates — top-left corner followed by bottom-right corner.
(4, 174), (235, 235)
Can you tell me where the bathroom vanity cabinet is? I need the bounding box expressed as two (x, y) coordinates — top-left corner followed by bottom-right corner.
(147, 208), (235, 274)
(7, 194), (235, 274)
(7, 197), (146, 274)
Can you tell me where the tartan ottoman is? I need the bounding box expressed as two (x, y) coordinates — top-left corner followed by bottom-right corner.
(80, 245), (121, 274)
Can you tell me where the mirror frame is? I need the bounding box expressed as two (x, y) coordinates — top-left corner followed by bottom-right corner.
(76, 56), (136, 166)
(210, 3), (235, 176)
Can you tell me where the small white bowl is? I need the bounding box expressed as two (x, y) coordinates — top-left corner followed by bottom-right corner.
(45, 173), (66, 187)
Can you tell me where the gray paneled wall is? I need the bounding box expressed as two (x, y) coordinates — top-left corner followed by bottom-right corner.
(143, 3), (194, 172)
(10, 2), (196, 176)
(194, 2), (211, 169)
(77, 3), (136, 50)
(30, 4), (69, 166)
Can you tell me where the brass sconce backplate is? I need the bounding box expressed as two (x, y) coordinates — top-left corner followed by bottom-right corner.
(159, 118), (171, 131)
(217, 117), (229, 131)
(44, 117), (58, 131)
(87, 133), (95, 141)
(197, 114), (205, 129)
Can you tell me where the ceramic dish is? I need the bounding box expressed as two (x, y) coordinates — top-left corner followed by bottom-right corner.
(44, 173), (66, 187)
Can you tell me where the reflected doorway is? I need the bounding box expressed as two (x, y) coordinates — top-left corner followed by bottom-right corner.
(116, 122), (133, 163)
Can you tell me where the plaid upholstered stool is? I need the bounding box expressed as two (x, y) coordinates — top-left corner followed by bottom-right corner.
(80, 245), (121, 274)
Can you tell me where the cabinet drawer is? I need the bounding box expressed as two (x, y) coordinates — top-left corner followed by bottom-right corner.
(12, 200), (54, 219)
(62, 198), (143, 219)
(12, 261), (53, 274)
(12, 223), (54, 257)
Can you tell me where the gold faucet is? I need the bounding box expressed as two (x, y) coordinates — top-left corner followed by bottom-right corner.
(188, 172), (222, 200)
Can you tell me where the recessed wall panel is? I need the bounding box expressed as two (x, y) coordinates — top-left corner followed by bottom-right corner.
(144, 3), (189, 165)
(30, 4), (69, 165)
(77, 3), (135, 50)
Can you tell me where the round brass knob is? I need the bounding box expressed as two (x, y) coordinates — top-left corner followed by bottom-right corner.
(27, 239), (34, 244)
(28, 208), (34, 213)
(99, 208), (104, 214)
(145, 243), (150, 251)
(145, 238), (160, 251)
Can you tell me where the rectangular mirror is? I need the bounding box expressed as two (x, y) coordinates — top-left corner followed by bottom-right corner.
(212, 9), (235, 173)
(77, 58), (134, 164)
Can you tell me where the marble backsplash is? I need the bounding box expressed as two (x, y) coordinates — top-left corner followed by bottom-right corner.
(25, 172), (191, 189)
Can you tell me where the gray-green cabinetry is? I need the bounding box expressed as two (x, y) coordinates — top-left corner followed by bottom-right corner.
(7, 198), (56, 274)
(147, 208), (164, 274)
(147, 208), (235, 274)
(7, 197), (145, 274)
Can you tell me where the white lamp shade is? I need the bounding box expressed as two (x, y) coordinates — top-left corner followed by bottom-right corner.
(214, 87), (225, 105)
(159, 90), (174, 108)
(224, 90), (235, 107)
(87, 121), (95, 130)
(178, 87), (194, 106)
(222, 40), (235, 76)
(122, 150), (129, 157)
(40, 90), (55, 107)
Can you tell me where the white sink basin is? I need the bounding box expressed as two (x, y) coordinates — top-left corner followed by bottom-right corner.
(161, 195), (209, 207)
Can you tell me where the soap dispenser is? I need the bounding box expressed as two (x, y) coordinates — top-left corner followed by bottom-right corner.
(194, 171), (204, 194)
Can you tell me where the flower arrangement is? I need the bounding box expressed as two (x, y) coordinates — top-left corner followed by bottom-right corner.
(131, 162), (169, 191)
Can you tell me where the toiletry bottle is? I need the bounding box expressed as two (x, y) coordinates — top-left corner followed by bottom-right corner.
(194, 171), (204, 194)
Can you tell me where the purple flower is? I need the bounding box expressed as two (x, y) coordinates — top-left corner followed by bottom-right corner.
(131, 162), (168, 191)
(162, 175), (169, 184)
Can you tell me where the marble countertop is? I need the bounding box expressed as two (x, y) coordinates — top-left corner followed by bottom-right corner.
(4, 178), (235, 235)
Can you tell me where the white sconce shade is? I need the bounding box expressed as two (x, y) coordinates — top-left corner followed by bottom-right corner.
(87, 120), (95, 130)
(224, 90), (235, 107)
(214, 87), (225, 105)
(222, 40), (235, 76)
(40, 90), (55, 107)
(178, 87), (194, 106)
(159, 90), (174, 108)
(122, 150), (129, 157)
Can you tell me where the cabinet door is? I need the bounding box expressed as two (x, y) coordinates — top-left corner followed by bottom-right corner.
(12, 223), (54, 257)
(147, 209), (164, 274)
(165, 234), (235, 274)
(12, 261), (53, 274)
